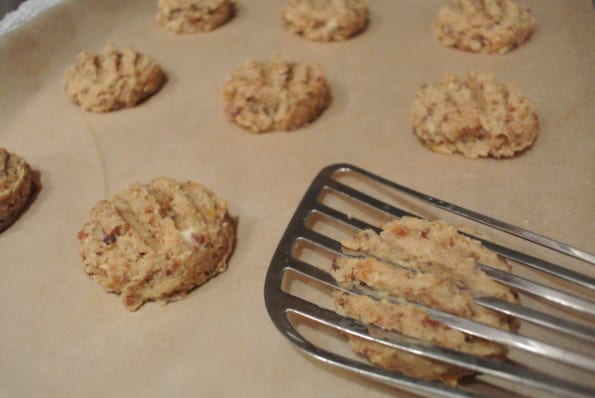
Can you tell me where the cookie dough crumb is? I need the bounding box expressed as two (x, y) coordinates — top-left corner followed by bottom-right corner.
(332, 217), (520, 383)
(433, 0), (535, 54)
(410, 71), (538, 158)
(222, 55), (332, 133)
(78, 177), (235, 311)
(64, 44), (166, 113)
(282, 0), (369, 42)
(0, 148), (33, 232)
(157, 0), (235, 34)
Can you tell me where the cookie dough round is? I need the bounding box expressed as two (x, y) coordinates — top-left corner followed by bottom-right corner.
(156, 0), (235, 34)
(0, 148), (33, 232)
(332, 217), (520, 384)
(433, 0), (535, 54)
(64, 44), (166, 113)
(410, 71), (539, 158)
(222, 56), (332, 133)
(78, 177), (235, 311)
(282, 0), (369, 42)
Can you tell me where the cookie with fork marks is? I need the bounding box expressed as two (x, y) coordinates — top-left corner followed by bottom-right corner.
(332, 217), (520, 384)
(0, 148), (34, 232)
(78, 177), (235, 311)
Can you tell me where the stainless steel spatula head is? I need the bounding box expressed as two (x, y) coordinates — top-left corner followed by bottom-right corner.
(264, 164), (595, 398)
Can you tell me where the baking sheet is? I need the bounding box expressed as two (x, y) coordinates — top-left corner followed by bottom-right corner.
(0, 1), (593, 396)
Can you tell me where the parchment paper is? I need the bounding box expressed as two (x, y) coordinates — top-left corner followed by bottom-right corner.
(1, 1), (593, 397)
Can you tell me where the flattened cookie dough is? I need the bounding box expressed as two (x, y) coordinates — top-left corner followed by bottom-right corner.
(157, 0), (235, 34)
(410, 71), (538, 158)
(433, 0), (535, 54)
(64, 44), (166, 113)
(332, 217), (520, 384)
(0, 148), (33, 232)
(282, 0), (369, 42)
(222, 56), (332, 133)
(78, 177), (235, 311)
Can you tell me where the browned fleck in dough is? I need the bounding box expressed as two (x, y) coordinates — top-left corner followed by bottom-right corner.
(0, 148), (33, 232)
(410, 71), (538, 158)
(332, 217), (520, 384)
(64, 44), (166, 113)
(433, 0), (535, 54)
(282, 0), (369, 42)
(222, 55), (332, 133)
(78, 177), (235, 311)
(156, 0), (235, 34)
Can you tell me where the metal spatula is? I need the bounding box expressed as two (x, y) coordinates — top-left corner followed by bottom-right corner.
(264, 163), (595, 398)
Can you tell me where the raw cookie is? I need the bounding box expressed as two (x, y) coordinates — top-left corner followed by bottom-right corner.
(156, 0), (235, 34)
(332, 217), (520, 384)
(78, 177), (235, 311)
(222, 56), (332, 133)
(64, 44), (166, 113)
(282, 0), (369, 42)
(433, 0), (535, 54)
(410, 71), (539, 158)
(0, 148), (33, 232)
